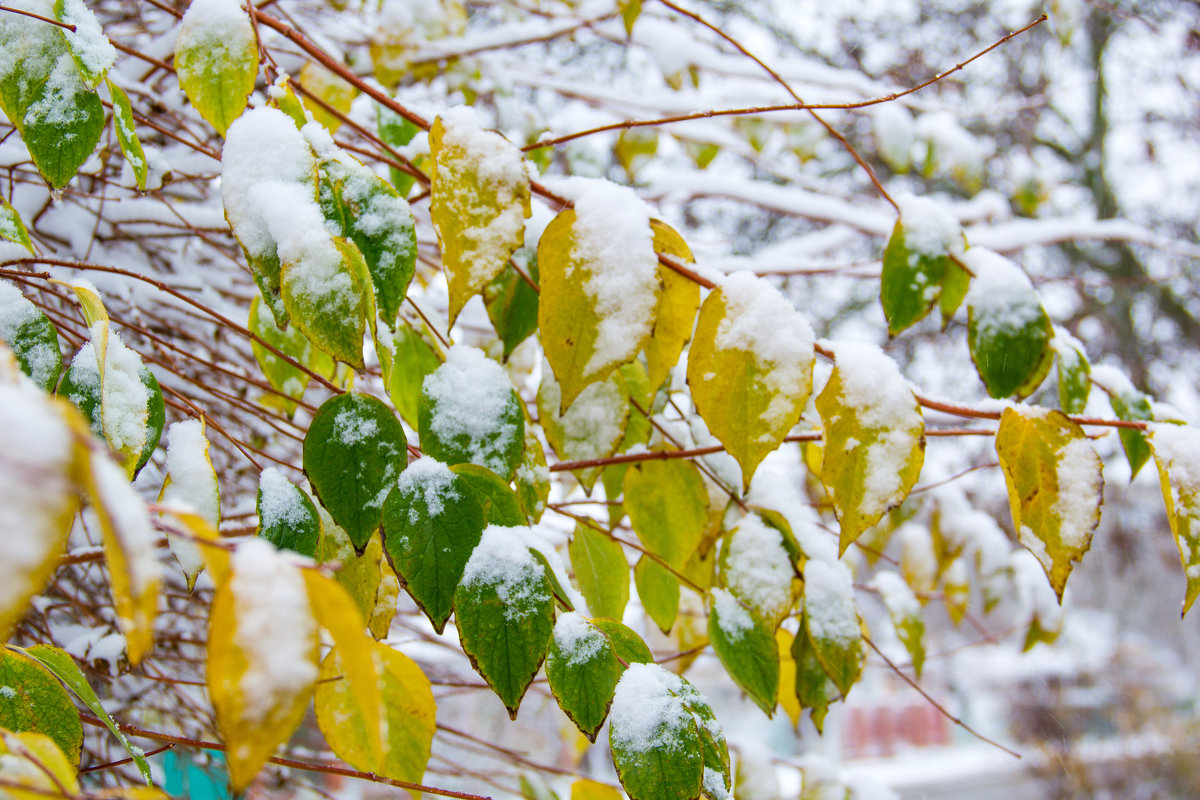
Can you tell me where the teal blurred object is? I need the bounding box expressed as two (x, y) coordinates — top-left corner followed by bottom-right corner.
(161, 750), (230, 799)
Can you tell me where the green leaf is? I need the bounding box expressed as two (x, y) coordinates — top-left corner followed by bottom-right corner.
(707, 589), (778, 715)
(381, 458), (485, 632)
(687, 273), (814, 488)
(634, 556), (679, 633)
(451, 463), (525, 527)
(257, 468), (321, 557)
(1108, 385), (1154, 480)
(484, 257), (540, 359)
(1052, 329), (1091, 415)
(25, 644), (151, 783)
(387, 321), (442, 428)
(0, 648), (82, 765)
(591, 619), (654, 664)
(545, 613), (628, 741)
(280, 235), (371, 370)
(965, 249), (1054, 399)
(429, 109), (531, 324)
(455, 527), (555, 718)
(790, 615), (839, 732)
(249, 294), (316, 414)
(377, 103), (420, 194)
(815, 343), (925, 555)
(802, 560), (864, 698)
(0, 197), (36, 253)
(54, 0), (114, 87)
(879, 213), (966, 335)
(625, 459), (707, 569)
(645, 220), (700, 390)
(1150, 425), (1200, 616)
(419, 347), (525, 480)
(995, 406), (1103, 601)
(174, 0), (258, 135)
(568, 522), (630, 621)
(872, 571), (925, 677)
(538, 204), (660, 410)
(0, 281), (61, 392)
(608, 663), (706, 800)
(106, 79), (148, 191)
(0, 0), (105, 188)
(304, 392), (408, 550)
(316, 154), (417, 327)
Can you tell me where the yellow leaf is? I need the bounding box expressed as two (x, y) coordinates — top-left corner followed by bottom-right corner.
(429, 109), (531, 325)
(83, 450), (162, 664)
(51, 278), (108, 327)
(161, 507), (228, 584)
(687, 274), (814, 488)
(314, 639), (436, 795)
(539, 188), (661, 409)
(208, 540), (319, 791)
(571, 779), (624, 800)
(1150, 424), (1200, 616)
(298, 62), (357, 132)
(775, 628), (801, 727)
(0, 385), (82, 641)
(644, 220), (700, 390)
(0, 729), (80, 799)
(995, 406), (1103, 601)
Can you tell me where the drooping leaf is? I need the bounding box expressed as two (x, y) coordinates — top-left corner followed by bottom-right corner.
(451, 463), (525, 527)
(516, 425), (551, 524)
(0, 729), (80, 797)
(1150, 425), (1200, 616)
(995, 406), (1103, 600)
(298, 61), (356, 131)
(879, 199), (966, 334)
(429, 108), (531, 324)
(625, 459), (707, 569)
(280, 234), (372, 369)
(645, 220), (700, 390)
(0, 197), (36, 254)
(257, 467), (321, 557)
(634, 556), (679, 634)
(687, 273), (814, 488)
(815, 342), (925, 554)
(0, 0), (105, 188)
(484, 257), (540, 359)
(208, 539), (319, 792)
(941, 558), (969, 625)
(53, 0), (113, 86)
(419, 346), (525, 480)
(304, 392), (408, 551)
(249, 295), (316, 414)
(174, 0), (258, 135)
(538, 367), (629, 489)
(617, 0), (643, 35)
(160, 419), (220, 591)
(387, 321), (442, 428)
(707, 589), (778, 715)
(568, 522), (630, 621)
(0, 649), (82, 765)
(872, 571), (925, 677)
(316, 515), (386, 628)
(455, 526), (555, 718)
(106, 79), (148, 191)
(964, 248), (1054, 399)
(718, 512), (796, 626)
(538, 191), (660, 409)
(381, 458), (485, 632)
(803, 560), (864, 698)
(314, 640), (435, 790)
(1108, 384), (1154, 480)
(0, 281), (61, 392)
(573, 780), (625, 800)
(790, 614), (839, 732)
(25, 643), (151, 782)
(1051, 328), (1091, 415)
(545, 613), (628, 740)
(775, 628), (801, 727)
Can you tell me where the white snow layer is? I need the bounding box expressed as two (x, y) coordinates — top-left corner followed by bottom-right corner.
(422, 346), (519, 474)
(804, 559), (859, 644)
(459, 525), (549, 621)
(723, 514), (793, 620)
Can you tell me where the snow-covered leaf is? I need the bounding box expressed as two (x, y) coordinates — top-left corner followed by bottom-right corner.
(995, 406), (1103, 601)
(54, 0), (114, 87)
(0, 0), (105, 188)
(879, 198), (967, 334)
(687, 273), (814, 488)
(719, 513), (795, 625)
(280, 232), (372, 370)
(106, 79), (148, 191)
(942, 557), (969, 625)
(568, 522), (630, 621)
(419, 346), (525, 480)
(0, 281), (60, 392)
(380, 458), (484, 632)
(625, 459), (707, 569)
(515, 426), (550, 524)
(965, 249), (1054, 399)
(538, 367), (629, 490)
(1150, 424), (1200, 616)
(803, 560), (864, 697)
(0, 648), (82, 765)
(645, 220), (700, 390)
(1052, 328), (1090, 414)
(454, 526), (554, 718)
(304, 392), (407, 551)
(539, 183), (659, 409)
(174, 0), (257, 135)
(207, 539), (318, 792)
(160, 419), (220, 590)
(707, 588), (778, 716)
(257, 467), (320, 558)
(429, 107), (531, 324)
(873, 571), (925, 677)
(0, 199), (36, 254)
(790, 613), (839, 732)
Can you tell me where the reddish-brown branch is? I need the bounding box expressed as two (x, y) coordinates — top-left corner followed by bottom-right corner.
(0, 3), (75, 31)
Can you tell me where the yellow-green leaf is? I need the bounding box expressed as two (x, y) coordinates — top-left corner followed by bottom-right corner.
(281, 235), (371, 370)
(872, 571), (924, 677)
(775, 628), (801, 727)
(645, 220), (700, 390)
(568, 522), (630, 621)
(687, 273), (814, 488)
(0, 280), (61, 392)
(429, 108), (531, 324)
(625, 459), (707, 569)
(634, 556), (679, 634)
(802, 559), (863, 698)
(106, 79), (148, 191)
(54, 0), (115, 87)
(816, 342), (925, 554)
(298, 61), (356, 132)
(995, 406), (1103, 601)
(0, 649), (82, 765)
(0, 197), (35, 254)
(538, 367), (629, 491)
(208, 539), (319, 791)
(538, 188), (660, 409)
(175, 0), (258, 135)
(0, 729), (80, 798)
(1150, 424), (1200, 616)
(572, 779), (624, 800)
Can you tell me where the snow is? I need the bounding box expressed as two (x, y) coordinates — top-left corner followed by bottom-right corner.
(163, 420), (220, 526)
(895, 194), (965, 258)
(57, 0), (116, 81)
(422, 346), (520, 474)
(540, 367), (626, 461)
(229, 538), (317, 723)
(871, 102), (914, 170)
(899, 524), (936, 594)
(1152, 424), (1200, 492)
(963, 248), (1045, 334)
(723, 513), (793, 620)
(702, 767), (730, 800)
(92, 323), (149, 459)
(459, 525), (550, 621)
(0, 281), (57, 389)
(395, 457), (458, 522)
(258, 468), (310, 531)
(871, 571), (920, 619)
(609, 662), (690, 754)
(803, 559), (858, 644)
(1049, 436), (1102, 551)
(711, 587), (753, 641)
(331, 399), (379, 446)
(90, 451), (162, 602)
(1089, 363), (1137, 398)
(551, 611), (605, 666)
